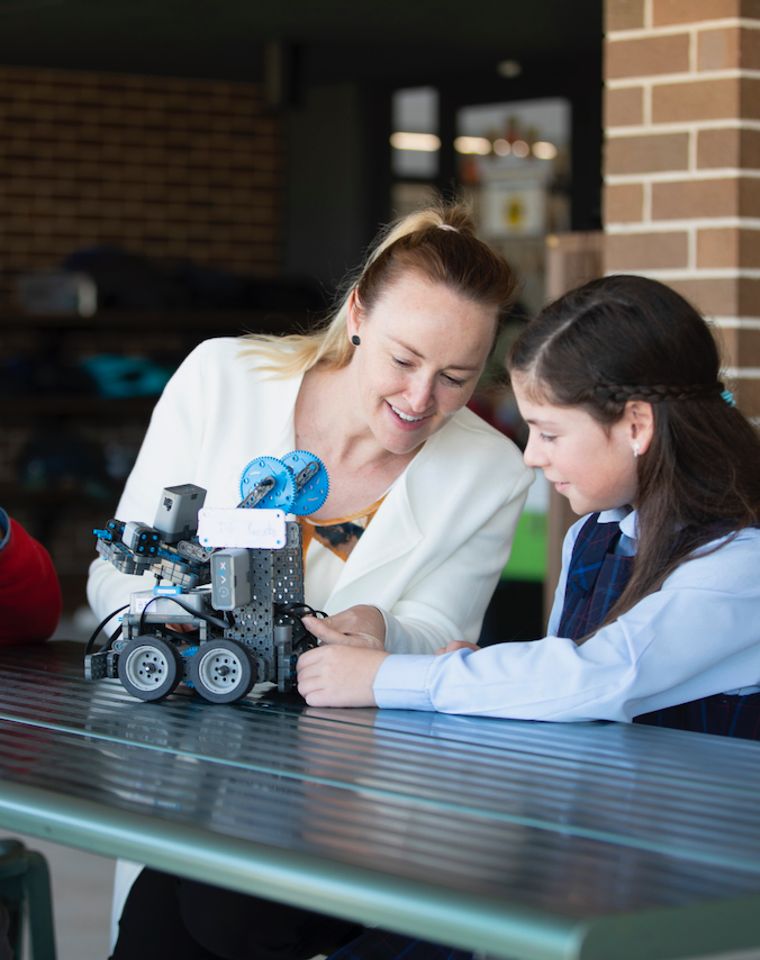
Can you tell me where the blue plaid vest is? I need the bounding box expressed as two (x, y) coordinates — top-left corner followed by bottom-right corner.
(559, 513), (760, 740)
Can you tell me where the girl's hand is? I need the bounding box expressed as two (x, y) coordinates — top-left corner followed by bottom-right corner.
(297, 644), (387, 707)
(435, 640), (480, 656)
(302, 605), (386, 649)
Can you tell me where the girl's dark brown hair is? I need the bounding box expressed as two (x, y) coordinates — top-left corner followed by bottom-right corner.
(508, 273), (760, 624)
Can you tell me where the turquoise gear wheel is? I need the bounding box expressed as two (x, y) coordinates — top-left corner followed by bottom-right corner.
(281, 450), (329, 516)
(239, 455), (297, 511)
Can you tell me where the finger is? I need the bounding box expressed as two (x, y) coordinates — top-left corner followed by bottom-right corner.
(297, 646), (324, 669)
(318, 631), (376, 648)
(304, 618), (359, 646)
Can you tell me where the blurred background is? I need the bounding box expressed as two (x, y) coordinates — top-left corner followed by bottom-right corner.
(0, 0), (604, 647)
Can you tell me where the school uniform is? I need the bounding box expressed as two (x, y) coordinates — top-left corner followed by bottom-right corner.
(375, 509), (760, 725)
(320, 508), (760, 960)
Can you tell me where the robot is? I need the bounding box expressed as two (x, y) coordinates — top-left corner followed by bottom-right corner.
(84, 450), (329, 705)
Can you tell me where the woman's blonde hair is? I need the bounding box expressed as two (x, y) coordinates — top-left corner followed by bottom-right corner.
(240, 199), (516, 377)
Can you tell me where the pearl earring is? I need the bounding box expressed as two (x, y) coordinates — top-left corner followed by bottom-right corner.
(632, 440), (641, 458)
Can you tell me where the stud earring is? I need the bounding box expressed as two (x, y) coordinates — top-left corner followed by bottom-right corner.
(632, 440), (641, 458)
(351, 334), (361, 346)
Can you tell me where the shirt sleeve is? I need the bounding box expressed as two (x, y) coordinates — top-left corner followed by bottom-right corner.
(374, 528), (760, 721)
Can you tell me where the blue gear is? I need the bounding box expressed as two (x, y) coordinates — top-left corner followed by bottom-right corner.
(239, 456), (296, 511)
(281, 450), (329, 516)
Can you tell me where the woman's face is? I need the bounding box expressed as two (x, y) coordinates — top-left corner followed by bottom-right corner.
(511, 372), (640, 515)
(348, 270), (497, 456)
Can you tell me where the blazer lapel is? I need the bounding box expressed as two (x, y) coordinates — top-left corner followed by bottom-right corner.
(326, 471), (422, 604)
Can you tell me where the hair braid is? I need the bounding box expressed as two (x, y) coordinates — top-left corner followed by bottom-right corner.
(592, 382), (724, 405)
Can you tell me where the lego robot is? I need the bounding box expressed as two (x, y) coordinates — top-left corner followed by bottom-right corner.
(84, 450), (329, 704)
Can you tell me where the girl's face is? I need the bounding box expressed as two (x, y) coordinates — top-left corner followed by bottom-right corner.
(347, 270), (497, 456)
(511, 373), (641, 515)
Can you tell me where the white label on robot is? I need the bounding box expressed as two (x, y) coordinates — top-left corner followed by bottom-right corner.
(197, 508), (287, 549)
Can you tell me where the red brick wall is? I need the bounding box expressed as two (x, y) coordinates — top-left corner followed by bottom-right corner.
(604, 0), (760, 417)
(0, 65), (283, 302)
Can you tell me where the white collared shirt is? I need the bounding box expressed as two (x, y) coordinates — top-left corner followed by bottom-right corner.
(375, 512), (760, 722)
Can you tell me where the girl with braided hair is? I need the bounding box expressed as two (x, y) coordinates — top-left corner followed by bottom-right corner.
(300, 273), (760, 740)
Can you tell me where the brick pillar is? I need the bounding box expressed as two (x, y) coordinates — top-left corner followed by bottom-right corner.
(604, 0), (760, 419)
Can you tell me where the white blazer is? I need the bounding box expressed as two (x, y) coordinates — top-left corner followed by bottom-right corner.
(96, 338), (532, 945)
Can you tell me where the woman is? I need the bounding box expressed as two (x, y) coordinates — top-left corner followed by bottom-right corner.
(97, 200), (533, 958)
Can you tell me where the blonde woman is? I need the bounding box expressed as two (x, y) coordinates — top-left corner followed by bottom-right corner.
(91, 201), (533, 959)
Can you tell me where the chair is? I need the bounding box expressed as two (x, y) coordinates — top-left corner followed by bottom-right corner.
(0, 839), (56, 960)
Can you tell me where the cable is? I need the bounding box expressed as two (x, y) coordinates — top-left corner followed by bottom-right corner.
(274, 601), (327, 620)
(85, 604), (129, 656)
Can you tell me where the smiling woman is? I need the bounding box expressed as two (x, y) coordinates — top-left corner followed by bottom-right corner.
(90, 199), (533, 960)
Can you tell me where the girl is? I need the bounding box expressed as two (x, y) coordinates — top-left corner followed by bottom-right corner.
(300, 274), (760, 740)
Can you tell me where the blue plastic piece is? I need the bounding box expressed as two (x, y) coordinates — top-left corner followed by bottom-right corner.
(281, 450), (329, 516)
(239, 455), (296, 510)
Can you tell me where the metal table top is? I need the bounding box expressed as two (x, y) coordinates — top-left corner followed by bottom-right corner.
(0, 640), (759, 960)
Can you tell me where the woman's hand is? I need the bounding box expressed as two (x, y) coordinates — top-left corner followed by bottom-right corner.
(302, 605), (386, 649)
(297, 644), (387, 707)
(435, 640), (480, 656)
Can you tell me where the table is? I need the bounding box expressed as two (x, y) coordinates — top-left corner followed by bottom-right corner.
(0, 641), (759, 960)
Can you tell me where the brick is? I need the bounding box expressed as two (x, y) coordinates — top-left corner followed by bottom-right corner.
(605, 0), (646, 31)
(652, 178), (737, 219)
(730, 377), (760, 418)
(697, 228), (739, 268)
(605, 230), (689, 269)
(604, 183), (645, 222)
(665, 277), (760, 318)
(741, 78), (760, 121)
(653, 77), (740, 123)
(606, 132), (689, 174)
(698, 26), (760, 72)
(718, 326), (760, 367)
(606, 34), (690, 79)
(698, 28), (741, 71)
(697, 128), (741, 169)
(739, 177), (760, 217)
(668, 276), (739, 316)
(605, 86), (645, 127)
(653, 0), (743, 25)
(698, 227), (760, 268)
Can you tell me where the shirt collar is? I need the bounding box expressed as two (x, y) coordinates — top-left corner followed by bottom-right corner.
(597, 506), (638, 543)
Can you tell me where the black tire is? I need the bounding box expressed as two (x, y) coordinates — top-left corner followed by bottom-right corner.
(117, 636), (182, 702)
(188, 640), (256, 704)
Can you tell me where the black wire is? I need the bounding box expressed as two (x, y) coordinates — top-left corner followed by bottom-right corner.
(85, 604), (129, 656)
(275, 602), (327, 620)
